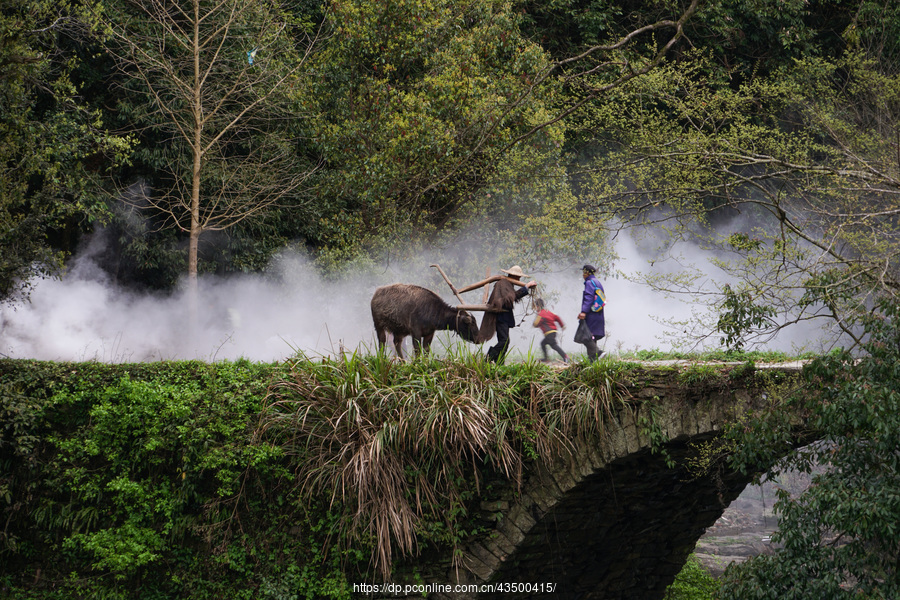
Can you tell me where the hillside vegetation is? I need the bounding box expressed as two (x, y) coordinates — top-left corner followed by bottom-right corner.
(0, 354), (645, 598)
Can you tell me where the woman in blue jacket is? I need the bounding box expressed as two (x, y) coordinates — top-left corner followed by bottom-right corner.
(578, 264), (605, 362)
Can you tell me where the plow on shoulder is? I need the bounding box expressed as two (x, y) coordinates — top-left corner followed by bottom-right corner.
(429, 263), (529, 312)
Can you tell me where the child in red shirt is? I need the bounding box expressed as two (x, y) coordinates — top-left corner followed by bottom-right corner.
(532, 299), (568, 363)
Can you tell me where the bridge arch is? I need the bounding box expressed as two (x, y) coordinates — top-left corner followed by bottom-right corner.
(423, 363), (807, 600)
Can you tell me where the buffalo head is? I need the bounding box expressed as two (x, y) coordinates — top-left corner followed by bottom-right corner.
(456, 310), (479, 343)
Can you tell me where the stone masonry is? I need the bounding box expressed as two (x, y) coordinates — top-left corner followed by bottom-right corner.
(389, 363), (807, 600)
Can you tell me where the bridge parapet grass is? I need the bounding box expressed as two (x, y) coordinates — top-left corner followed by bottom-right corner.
(0, 353), (805, 597)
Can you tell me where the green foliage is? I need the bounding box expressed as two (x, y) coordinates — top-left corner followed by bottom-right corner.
(622, 348), (811, 363)
(570, 38), (900, 350)
(258, 350), (627, 577)
(0, 351), (818, 597)
(716, 284), (778, 352)
(638, 401), (675, 468)
(676, 364), (727, 388)
(306, 0), (563, 258)
(686, 0), (845, 78)
(0, 0), (132, 302)
(3, 0), (892, 309)
(683, 436), (736, 482)
(851, 0), (900, 64)
(664, 554), (719, 600)
(720, 298), (900, 598)
(0, 359), (362, 599)
(1, 355), (640, 596)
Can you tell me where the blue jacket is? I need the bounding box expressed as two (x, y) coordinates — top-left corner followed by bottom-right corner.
(581, 275), (605, 338)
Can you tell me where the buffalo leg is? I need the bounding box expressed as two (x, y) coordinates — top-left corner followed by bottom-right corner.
(412, 333), (434, 357)
(393, 335), (405, 359)
(421, 332), (435, 354)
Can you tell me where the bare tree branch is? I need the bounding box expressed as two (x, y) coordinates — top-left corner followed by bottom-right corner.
(98, 0), (328, 323)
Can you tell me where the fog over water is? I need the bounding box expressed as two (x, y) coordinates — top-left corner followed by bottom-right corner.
(0, 230), (828, 363)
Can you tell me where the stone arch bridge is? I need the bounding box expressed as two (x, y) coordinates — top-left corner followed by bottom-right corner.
(397, 362), (810, 600)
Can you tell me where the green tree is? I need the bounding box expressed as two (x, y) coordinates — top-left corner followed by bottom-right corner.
(521, 4), (900, 593)
(716, 282), (777, 352)
(664, 553), (719, 600)
(0, 0), (130, 303)
(303, 0), (701, 265)
(567, 44), (900, 350)
(306, 0), (562, 255)
(520, 0), (828, 78)
(719, 298), (900, 598)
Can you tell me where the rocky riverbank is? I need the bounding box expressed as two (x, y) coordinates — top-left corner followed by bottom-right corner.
(694, 477), (803, 577)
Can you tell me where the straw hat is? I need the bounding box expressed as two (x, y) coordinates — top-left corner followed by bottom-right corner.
(501, 265), (530, 278)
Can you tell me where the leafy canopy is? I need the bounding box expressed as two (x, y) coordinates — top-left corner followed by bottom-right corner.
(721, 298), (900, 598)
(0, 0), (130, 303)
(307, 0), (563, 259)
(568, 45), (900, 351)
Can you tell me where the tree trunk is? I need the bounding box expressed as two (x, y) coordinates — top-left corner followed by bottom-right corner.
(187, 187), (200, 333)
(187, 0), (202, 333)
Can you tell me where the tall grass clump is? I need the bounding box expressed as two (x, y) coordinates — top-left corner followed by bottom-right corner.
(256, 351), (627, 578)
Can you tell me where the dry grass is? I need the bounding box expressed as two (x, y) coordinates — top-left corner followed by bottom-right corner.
(255, 350), (627, 578)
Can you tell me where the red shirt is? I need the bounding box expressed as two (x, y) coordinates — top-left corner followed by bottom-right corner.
(534, 309), (565, 334)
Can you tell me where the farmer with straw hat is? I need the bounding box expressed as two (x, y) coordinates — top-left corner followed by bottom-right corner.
(479, 265), (536, 363)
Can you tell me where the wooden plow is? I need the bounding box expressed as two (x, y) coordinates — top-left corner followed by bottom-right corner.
(430, 264), (529, 312)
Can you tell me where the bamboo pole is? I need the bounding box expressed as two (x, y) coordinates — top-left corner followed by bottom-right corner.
(456, 304), (502, 312)
(430, 263), (527, 308)
(429, 264), (464, 305)
(456, 275), (528, 294)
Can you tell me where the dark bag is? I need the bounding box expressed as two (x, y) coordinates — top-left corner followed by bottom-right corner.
(574, 320), (593, 344)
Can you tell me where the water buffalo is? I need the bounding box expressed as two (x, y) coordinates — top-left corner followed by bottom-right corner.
(370, 283), (479, 358)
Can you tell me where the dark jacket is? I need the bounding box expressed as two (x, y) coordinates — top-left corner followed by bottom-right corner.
(477, 279), (531, 342)
(498, 284), (530, 327)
